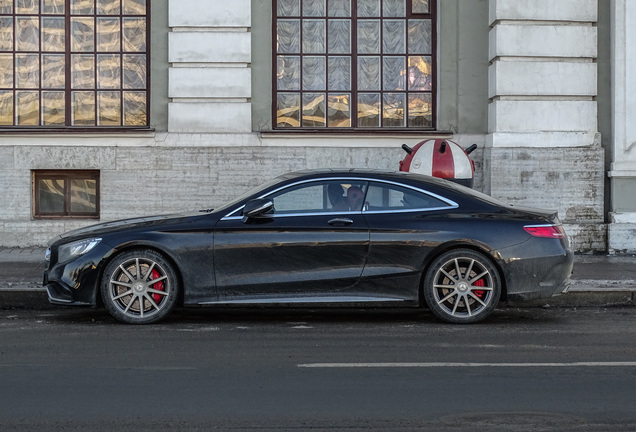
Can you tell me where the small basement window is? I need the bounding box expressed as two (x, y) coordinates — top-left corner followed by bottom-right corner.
(33, 170), (100, 219)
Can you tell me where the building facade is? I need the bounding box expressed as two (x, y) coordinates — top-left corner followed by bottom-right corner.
(0, 0), (634, 253)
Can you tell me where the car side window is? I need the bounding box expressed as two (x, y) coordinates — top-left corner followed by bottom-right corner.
(270, 183), (325, 214)
(365, 182), (449, 211)
(268, 180), (368, 215)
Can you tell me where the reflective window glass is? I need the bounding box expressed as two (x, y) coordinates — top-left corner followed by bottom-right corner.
(274, 0), (435, 130)
(0, 0), (148, 128)
(42, 91), (65, 125)
(38, 178), (65, 213)
(412, 0), (429, 14)
(268, 180), (368, 214)
(42, 0), (65, 15)
(70, 178), (98, 212)
(34, 170), (100, 218)
(365, 182), (448, 210)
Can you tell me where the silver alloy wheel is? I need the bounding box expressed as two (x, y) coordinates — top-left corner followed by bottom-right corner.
(424, 249), (501, 324)
(102, 250), (178, 324)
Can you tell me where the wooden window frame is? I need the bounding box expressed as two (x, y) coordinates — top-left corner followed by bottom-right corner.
(272, 0), (437, 132)
(33, 169), (100, 219)
(0, 0), (150, 132)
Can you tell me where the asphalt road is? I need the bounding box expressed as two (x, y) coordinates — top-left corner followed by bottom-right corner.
(1, 307), (635, 431)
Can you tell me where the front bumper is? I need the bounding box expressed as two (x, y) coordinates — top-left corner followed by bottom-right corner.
(43, 270), (92, 306)
(43, 244), (110, 307)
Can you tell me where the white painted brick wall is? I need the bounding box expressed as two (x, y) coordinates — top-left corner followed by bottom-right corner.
(0, 144), (412, 246)
(0, 1), (613, 254)
(0, 170), (30, 220)
(487, 131), (598, 148)
(0, 138), (607, 252)
(167, 0), (252, 133)
(168, 32), (251, 64)
(489, 0), (597, 23)
(489, 24), (597, 59)
(483, 144), (606, 251)
(169, 68), (251, 99)
(489, 100), (597, 133)
(610, 0), (636, 175)
(168, 0), (251, 28)
(489, 61), (597, 97)
(488, 1), (599, 146)
(168, 103), (252, 133)
(485, 0), (604, 251)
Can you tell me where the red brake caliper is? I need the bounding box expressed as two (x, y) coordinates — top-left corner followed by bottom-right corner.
(473, 278), (485, 299)
(151, 269), (165, 303)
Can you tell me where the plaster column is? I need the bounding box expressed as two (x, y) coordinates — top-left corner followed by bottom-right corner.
(167, 0), (252, 133)
(486, 0), (605, 251)
(608, 0), (636, 253)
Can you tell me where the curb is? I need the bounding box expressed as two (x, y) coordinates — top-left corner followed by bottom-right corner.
(1, 250), (635, 311)
(1, 280), (635, 311)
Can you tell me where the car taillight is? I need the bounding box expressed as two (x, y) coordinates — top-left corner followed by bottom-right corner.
(523, 224), (567, 239)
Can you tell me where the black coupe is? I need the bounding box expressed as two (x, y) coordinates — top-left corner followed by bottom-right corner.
(44, 169), (573, 324)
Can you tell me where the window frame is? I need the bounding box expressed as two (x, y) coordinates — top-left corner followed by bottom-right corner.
(364, 180), (454, 212)
(271, 0), (437, 133)
(222, 176), (457, 220)
(268, 179), (370, 214)
(0, 0), (151, 132)
(33, 169), (101, 219)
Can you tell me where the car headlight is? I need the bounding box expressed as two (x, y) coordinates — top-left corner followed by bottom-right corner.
(57, 238), (102, 263)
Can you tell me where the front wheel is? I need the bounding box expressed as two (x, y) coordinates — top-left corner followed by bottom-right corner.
(101, 249), (179, 324)
(423, 249), (501, 324)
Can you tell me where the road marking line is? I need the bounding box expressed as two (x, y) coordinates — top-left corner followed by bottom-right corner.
(298, 362), (636, 368)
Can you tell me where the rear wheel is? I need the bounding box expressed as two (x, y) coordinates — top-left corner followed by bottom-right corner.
(101, 249), (179, 324)
(423, 249), (501, 324)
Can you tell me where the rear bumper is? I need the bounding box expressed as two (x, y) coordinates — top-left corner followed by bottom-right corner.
(503, 248), (574, 301)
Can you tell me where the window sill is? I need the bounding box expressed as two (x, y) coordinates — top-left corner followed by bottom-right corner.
(0, 127), (155, 137)
(33, 216), (100, 220)
(259, 129), (453, 139)
(258, 129), (453, 138)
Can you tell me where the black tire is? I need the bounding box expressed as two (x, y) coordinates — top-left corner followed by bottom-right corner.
(101, 249), (179, 324)
(423, 249), (501, 324)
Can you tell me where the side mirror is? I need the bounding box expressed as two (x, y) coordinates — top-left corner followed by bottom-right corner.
(242, 198), (274, 222)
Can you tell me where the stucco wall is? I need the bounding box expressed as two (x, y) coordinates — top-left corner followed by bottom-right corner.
(0, 0), (616, 253)
(438, 0), (490, 134)
(0, 144), (408, 246)
(608, 0), (636, 252)
(252, 0), (491, 135)
(150, 0), (169, 132)
(485, 0), (605, 251)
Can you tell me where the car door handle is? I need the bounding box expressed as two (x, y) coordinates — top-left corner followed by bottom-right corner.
(328, 218), (354, 226)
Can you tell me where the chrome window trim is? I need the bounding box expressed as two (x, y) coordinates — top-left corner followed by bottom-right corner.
(221, 177), (458, 221)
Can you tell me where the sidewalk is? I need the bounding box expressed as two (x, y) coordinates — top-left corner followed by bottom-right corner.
(0, 247), (48, 263)
(0, 247), (634, 310)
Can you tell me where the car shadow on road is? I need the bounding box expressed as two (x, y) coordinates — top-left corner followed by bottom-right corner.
(35, 305), (567, 327)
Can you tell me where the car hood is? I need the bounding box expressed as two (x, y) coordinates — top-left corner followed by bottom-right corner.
(50, 211), (207, 245)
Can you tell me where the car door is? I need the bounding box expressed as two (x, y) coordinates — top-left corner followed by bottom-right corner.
(213, 179), (370, 302)
(359, 181), (459, 300)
